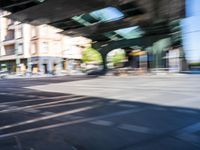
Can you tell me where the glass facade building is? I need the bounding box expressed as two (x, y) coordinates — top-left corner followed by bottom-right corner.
(182, 0), (200, 63)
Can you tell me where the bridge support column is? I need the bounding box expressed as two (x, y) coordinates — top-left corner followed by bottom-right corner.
(101, 53), (107, 74)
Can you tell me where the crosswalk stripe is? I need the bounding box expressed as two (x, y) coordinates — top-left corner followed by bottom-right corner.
(0, 106), (95, 131)
(0, 95), (75, 105)
(0, 96), (87, 113)
(0, 108), (145, 139)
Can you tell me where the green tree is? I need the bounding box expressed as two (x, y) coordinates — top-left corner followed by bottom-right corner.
(111, 52), (126, 64)
(82, 47), (102, 64)
(107, 49), (126, 67)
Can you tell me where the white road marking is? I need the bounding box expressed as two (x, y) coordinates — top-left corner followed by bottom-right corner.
(34, 99), (93, 110)
(7, 106), (19, 109)
(0, 95), (74, 105)
(108, 100), (123, 104)
(0, 105), (9, 108)
(14, 94), (27, 97)
(0, 106), (95, 131)
(5, 88), (18, 91)
(172, 108), (199, 114)
(176, 133), (200, 145)
(25, 95), (37, 98)
(1, 98), (92, 115)
(56, 115), (85, 121)
(70, 115), (85, 120)
(62, 115), (75, 119)
(24, 109), (41, 113)
(118, 124), (153, 134)
(0, 96), (87, 113)
(176, 122), (200, 145)
(56, 115), (74, 121)
(0, 108), (145, 139)
(0, 92), (9, 95)
(39, 96), (47, 99)
(0, 93), (38, 98)
(41, 111), (55, 116)
(118, 104), (138, 108)
(176, 122), (200, 134)
(12, 90), (43, 94)
(90, 120), (113, 126)
(147, 106), (167, 111)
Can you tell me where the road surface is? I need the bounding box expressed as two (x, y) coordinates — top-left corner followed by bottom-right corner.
(0, 75), (200, 150)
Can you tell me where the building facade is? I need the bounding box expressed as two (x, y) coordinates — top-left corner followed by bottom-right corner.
(0, 11), (91, 75)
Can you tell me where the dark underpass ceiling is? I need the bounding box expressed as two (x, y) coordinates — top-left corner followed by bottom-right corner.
(0, 0), (185, 42)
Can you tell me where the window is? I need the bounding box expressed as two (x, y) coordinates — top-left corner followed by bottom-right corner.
(4, 45), (15, 55)
(5, 30), (15, 41)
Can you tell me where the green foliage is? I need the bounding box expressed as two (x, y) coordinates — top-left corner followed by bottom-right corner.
(82, 47), (102, 63)
(111, 53), (125, 64)
(107, 49), (126, 66)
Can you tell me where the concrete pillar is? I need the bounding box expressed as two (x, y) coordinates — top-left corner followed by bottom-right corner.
(39, 58), (44, 74)
(48, 60), (53, 74)
(101, 53), (107, 73)
(56, 61), (62, 74)
(152, 38), (171, 69)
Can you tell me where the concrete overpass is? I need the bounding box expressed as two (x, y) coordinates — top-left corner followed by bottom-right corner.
(0, 0), (185, 38)
(0, 0), (186, 72)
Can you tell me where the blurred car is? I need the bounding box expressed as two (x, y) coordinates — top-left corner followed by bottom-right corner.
(81, 63), (102, 71)
(81, 63), (104, 75)
(0, 70), (8, 78)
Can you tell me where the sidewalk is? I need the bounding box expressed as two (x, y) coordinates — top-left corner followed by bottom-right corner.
(27, 74), (200, 109)
(1, 73), (67, 79)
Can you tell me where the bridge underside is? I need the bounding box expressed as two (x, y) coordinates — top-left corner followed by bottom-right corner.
(0, 0), (186, 72)
(0, 0), (185, 39)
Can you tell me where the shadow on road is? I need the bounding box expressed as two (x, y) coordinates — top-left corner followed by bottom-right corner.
(0, 87), (200, 150)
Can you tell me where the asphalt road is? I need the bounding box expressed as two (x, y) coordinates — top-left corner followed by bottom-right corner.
(0, 75), (200, 150)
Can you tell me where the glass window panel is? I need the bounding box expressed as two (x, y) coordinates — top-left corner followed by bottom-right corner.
(114, 26), (144, 39)
(72, 7), (124, 26)
(90, 7), (124, 22)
